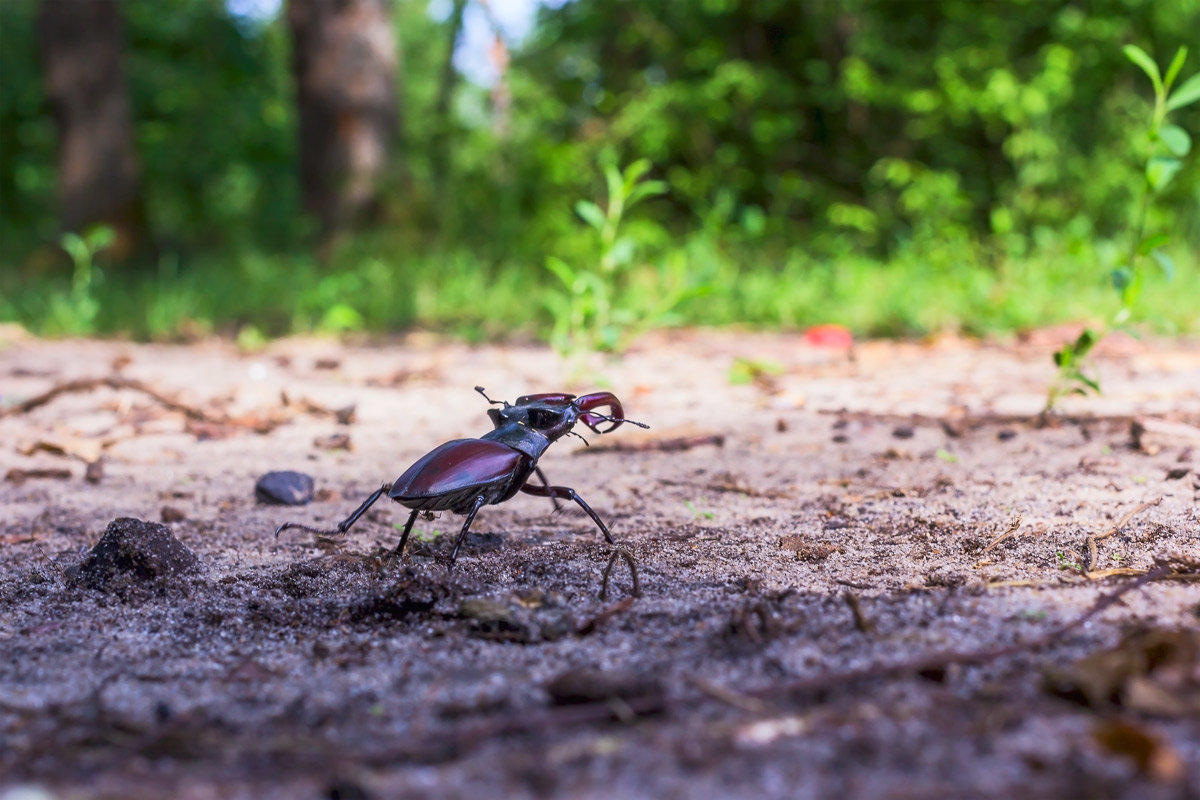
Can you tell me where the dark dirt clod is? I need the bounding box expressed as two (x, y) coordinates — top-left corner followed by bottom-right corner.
(348, 565), (452, 620)
(65, 516), (200, 592)
(255, 470), (315, 505)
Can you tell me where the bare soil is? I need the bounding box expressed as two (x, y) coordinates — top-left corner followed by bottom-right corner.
(2, 326), (1200, 799)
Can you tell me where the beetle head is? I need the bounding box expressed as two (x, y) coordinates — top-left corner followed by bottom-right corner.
(477, 387), (647, 445)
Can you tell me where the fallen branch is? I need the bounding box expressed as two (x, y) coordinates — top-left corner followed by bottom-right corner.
(0, 377), (221, 422)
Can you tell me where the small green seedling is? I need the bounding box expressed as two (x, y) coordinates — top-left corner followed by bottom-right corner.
(728, 357), (784, 386)
(935, 448), (959, 464)
(1046, 45), (1199, 411)
(396, 522), (443, 543)
(45, 224), (114, 335)
(685, 499), (716, 520)
(1056, 549), (1083, 573)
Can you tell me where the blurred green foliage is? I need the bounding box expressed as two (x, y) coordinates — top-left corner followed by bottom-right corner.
(0, 0), (1197, 342)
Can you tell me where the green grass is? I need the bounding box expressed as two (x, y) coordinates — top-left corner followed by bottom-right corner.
(1, 232), (1196, 342)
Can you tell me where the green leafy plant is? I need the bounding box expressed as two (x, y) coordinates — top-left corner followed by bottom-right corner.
(43, 225), (114, 335)
(545, 159), (708, 359)
(1046, 45), (1199, 411)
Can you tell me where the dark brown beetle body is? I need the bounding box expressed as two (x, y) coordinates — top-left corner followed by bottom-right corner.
(275, 387), (647, 565)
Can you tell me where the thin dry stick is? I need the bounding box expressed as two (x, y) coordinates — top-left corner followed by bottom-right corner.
(687, 675), (767, 714)
(0, 377), (221, 422)
(844, 592), (876, 634)
(580, 433), (725, 455)
(980, 515), (1023, 556)
(1085, 496), (1162, 573)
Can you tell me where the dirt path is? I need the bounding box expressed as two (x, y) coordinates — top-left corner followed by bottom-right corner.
(2, 326), (1200, 799)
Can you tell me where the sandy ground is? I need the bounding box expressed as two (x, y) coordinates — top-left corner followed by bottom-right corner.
(2, 325), (1200, 799)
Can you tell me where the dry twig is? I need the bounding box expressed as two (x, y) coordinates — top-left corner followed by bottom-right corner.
(1085, 497), (1161, 573)
(980, 515), (1023, 556)
(580, 433), (725, 455)
(0, 377), (220, 421)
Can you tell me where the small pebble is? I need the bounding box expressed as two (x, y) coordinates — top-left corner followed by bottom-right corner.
(255, 471), (315, 505)
(161, 505), (187, 523)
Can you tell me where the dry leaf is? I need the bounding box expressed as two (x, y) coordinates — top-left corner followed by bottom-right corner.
(18, 437), (104, 463)
(1092, 719), (1184, 782)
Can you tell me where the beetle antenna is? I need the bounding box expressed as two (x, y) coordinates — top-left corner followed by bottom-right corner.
(475, 386), (508, 407)
(566, 429), (590, 446)
(587, 411), (651, 429)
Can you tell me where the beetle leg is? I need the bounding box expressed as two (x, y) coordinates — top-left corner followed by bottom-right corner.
(388, 508), (420, 560)
(531, 466), (564, 513)
(519, 483), (614, 544)
(448, 494), (487, 566)
(274, 482), (390, 539)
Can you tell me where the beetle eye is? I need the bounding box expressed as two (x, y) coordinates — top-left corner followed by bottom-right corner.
(527, 408), (560, 428)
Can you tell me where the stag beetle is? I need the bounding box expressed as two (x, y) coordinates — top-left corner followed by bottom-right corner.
(275, 387), (648, 568)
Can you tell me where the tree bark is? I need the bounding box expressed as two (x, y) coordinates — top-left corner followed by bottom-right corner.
(431, 0), (468, 200)
(36, 0), (144, 254)
(287, 0), (401, 237)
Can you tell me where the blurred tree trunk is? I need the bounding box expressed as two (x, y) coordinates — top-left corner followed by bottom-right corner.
(431, 0), (467, 202)
(36, 0), (144, 256)
(287, 0), (400, 238)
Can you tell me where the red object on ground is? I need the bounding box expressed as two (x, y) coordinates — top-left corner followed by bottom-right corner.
(803, 324), (853, 349)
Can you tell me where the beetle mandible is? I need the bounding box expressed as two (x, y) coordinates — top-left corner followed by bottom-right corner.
(274, 387), (649, 567)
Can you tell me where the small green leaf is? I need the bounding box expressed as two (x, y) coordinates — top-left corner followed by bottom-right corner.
(1146, 156), (1182, 191)
(1124, 44), (1164, 97)
(1137, 232), (1169, 255)
(60, 232), (89, 266)
(1073, 371), (1101, 393)
(574, 199), (606, 231)
(935, 448), (959, 464)
(603, 163), (624, 207)
(1158, 124), (1191, 157)
(1152, 249), (1176, 280)
(84, 224), (116, 251)
(1164, 46), (1188, 91)
(622, 158), (653, 188)
(1072, 328), (1097, 358)
(1166, 72), (1200, 111)
(626, 180), (668, 207)
(544, 256), (576, 287)
(1053, 345), (1072, 368)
